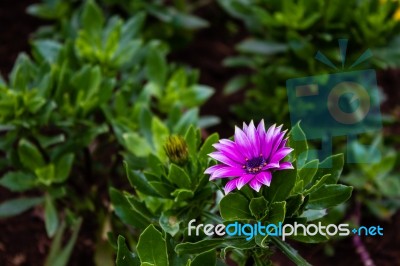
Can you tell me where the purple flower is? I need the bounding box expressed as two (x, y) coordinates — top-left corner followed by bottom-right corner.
(205, 120), (294, 194)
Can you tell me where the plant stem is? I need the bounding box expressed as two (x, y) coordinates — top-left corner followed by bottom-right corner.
(353, 234), (375, 266)
(271, 237), (311, 266)
(352, 199), (375, 266)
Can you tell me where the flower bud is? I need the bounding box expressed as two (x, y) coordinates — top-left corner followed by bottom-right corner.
(164, 135), (189, 165)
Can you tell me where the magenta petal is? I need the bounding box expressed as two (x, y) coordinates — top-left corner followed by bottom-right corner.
(235, 127), (251, 149)
(234, 126), (252, 158)
(237, 174), (255, 189)
(270, 147), (293, 163)
(279, 162), (294, 169)
(204, 164), (225, 174)
(224, 178), (239, 194)
(213, 143), (245, 163)
(278, 138), (288, 150)
(210, 167), (245, 180)
(265, 124), (276, 144)
(208, 152), (241, 167)
(263, 163), (280, 170)
(219, 139), (235, 146)
(272, 131), (287, 154)
(257, 171), (272, 186)
(274, 124), (283, 136)
(257, 119), (266, 136)
(262, 135), (273, 160)
(242, 122), (249, 134)
(249, 178), (262, 192)
(246, 120), (259, 156)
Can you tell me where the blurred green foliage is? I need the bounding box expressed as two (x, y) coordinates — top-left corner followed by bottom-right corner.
(219, 0), (400, 122)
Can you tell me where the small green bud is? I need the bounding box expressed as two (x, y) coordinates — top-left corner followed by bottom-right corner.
(164, 135), (189, 166)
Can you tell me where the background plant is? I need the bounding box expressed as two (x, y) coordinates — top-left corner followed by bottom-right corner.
(219, 0), (400, 122)
(0, 0), (214, 265)
(28, 0), (209, 47)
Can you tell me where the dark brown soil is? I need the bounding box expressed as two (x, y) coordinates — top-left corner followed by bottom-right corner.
(0, 0), (43, 77)
(0, 1), (399, 266)
(0, 188), (49, 266)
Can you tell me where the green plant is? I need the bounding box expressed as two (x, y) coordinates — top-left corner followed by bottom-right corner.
(112, 123), (353, 265)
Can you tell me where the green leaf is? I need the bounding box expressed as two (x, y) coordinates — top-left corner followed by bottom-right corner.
(198, 133), (219, 160)
(137, 225), (169, 266)
(184, 126), (198, 158)
(264, 169), (296, 203)
(151, 117), (169, 160)
(292, 180), (304, 194)
(288, 233), (329, 243)
(33, 40), (62, 63)
(167, 164), (191, 189)
(300, 209), (327, 221)
(171, 189), (194, 202)
(298, 159), (318, 187)
(125, 195), (153, 219)
(18, 139), (46, 171)
(44, 194), (59, 237)
(315, 154), (344, 184)
(237, 39), (288, 55)
(148, 181), (175, 198)
(109, 188), (150, 229)
(146, 47), (167, 87)
(160, 212), (180, 237)
(376, 175), (400, 197)
(267, 201), (286, 224)
(139, 107), (153, 144)
(308, 185), (352, 209)
(285, 194), (304, 217)
(220, 239), (256, 259)
(368, 152), (397, 179)
(122, 12), (146, 39)
(172, 12), (209, 30)
(45, 218), (82, 266)
(81, 0), (104, 34)
(190, 249), (216, 266)
(249, 197), (268, 219)
(123, 132), (152, 157)
(173, 109), (199, 135)
(181, 85), (214, 107)
(176, 239), (224, 255)
(116, 235), (139, 266)
(223, 75), (248, 95)
(288, 123), (308, 168)
(0, 197), (43, 218)
(54, 153), (74, 183)
(219, 192), (252, 220)
(198, 116), (220, 129)
(0, 171), (37, 192)
(35, 164), (55, 186)
(175, 238), (252, 255)
(125, 163), (159, 196)
(303, 174), (331, 195)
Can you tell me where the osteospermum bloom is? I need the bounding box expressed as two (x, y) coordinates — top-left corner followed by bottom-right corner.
(205, 120), (294, 194)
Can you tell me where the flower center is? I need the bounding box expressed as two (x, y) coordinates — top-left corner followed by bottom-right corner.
(243, 155), (266, 174)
